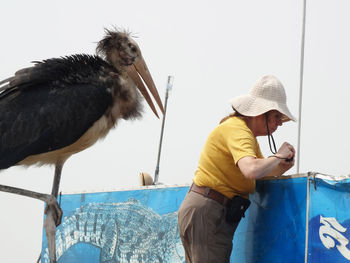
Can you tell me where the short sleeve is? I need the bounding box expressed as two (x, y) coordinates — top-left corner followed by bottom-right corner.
(225, 127), (259, 165)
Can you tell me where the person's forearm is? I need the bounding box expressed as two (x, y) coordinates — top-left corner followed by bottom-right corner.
(266, 164), (288, 178)
(242, 157), (281, 179)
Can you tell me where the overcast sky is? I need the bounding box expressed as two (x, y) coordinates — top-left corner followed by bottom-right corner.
(1, 0), (350, 262)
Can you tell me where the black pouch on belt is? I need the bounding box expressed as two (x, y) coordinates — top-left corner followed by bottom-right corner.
(225, 195), (251, 224)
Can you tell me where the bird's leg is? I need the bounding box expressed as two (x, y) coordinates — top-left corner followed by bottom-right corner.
(0, 181), (62, 263)
(0, 185), (61, 262)
(0, 162), (64, 263)
(0, 184), (59, 204)
(44, 162), (64, 263)
(51, 162), (63, 199)
(44, 206), (58, 263)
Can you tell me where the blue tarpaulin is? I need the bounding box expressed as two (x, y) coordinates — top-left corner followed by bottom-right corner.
(41, 174), (350, 262)
(231, 176), (307, 262)
(308, 176), (350, 262)
(232, 174), (350, 263)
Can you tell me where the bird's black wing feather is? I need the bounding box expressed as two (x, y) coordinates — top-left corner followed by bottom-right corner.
(0, 55), (118, 169)
(1, 55), (109, 97)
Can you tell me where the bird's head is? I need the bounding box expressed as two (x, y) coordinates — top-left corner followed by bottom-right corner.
(97, 29), (164, 118)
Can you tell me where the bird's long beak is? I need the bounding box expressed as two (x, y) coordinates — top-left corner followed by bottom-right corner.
(126, 57), (164, 118)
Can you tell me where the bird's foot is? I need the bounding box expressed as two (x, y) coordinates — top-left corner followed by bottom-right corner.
(44, 196), (62, 226)
(44, 196), (62, 263)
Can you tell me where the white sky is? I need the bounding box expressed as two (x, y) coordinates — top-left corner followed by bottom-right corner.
(0, 0), (349, 262)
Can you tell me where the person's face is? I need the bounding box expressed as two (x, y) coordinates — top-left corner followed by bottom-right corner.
(266, 110), (283, 134)
(250, 110), (284, 136)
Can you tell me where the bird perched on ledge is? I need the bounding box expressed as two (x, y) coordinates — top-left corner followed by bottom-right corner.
(0, 28), (164, 263)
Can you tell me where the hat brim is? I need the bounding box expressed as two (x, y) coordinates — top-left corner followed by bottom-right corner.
(230, 94), (296, 122)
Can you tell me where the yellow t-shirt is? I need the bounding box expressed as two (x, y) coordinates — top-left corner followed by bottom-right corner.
(193, 116), (263, 199)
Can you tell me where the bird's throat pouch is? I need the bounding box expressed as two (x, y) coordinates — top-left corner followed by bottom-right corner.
(225, 196), (251, 225)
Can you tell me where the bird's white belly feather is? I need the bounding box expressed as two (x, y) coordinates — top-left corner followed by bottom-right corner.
(18, 114), (117, 167)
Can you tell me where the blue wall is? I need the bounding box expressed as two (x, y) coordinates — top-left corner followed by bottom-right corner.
(42, 175), (350, 262)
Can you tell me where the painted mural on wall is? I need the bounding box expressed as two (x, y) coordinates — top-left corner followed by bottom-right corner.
(41, 186), (188, 263)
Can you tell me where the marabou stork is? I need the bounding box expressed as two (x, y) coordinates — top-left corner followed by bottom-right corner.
(0, 28), (164, 263)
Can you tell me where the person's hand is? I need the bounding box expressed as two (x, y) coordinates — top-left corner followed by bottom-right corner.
(279, 155), (295, 170)
(276, 142), (295, 171)
(276, 142), (295, 160)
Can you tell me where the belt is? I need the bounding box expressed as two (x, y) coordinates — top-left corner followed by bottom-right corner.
(190, 183), (231, 207)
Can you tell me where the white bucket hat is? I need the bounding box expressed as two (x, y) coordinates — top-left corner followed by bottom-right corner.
(230, 75), (296, 122)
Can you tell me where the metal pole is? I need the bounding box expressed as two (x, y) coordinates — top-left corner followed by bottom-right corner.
(154, 76), (174, 184)
(304, 172), (311, 263)
(297, 0), (307, 174)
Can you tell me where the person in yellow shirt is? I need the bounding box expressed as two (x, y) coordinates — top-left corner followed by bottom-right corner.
(178, 75), (296, 263)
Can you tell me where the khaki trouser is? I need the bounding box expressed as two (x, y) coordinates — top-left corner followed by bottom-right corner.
(178, 190), (239, 263)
